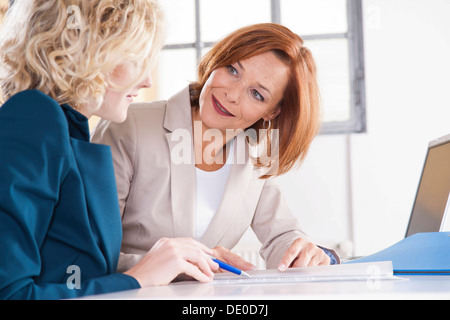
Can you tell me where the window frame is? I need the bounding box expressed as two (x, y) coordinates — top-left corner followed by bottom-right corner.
(161, 0), (367, 134)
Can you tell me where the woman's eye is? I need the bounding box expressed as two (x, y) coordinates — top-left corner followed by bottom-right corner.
(227, 65), (238, 75)
(251, 89), (264, 102)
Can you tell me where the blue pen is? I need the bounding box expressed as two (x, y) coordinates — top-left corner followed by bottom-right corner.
(210, 256), (252, 278)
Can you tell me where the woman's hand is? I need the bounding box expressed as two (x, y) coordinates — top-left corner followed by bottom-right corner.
(278, 238), (330, 271)
(211, 246), (257, 272)
(124, 238), (219, 287)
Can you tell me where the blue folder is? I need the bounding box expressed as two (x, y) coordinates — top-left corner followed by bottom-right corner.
(346, 232), (450, 275)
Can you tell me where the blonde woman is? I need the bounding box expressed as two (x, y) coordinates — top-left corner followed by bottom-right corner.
(0, 0), (218, 300)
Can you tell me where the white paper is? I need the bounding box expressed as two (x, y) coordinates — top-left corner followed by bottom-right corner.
(211, 261), (399, 285)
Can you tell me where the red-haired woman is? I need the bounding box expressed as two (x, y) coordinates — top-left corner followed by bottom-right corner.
(92, 23), (340, 274)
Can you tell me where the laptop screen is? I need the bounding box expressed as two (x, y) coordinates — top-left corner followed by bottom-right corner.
(406, 136), (450, 237)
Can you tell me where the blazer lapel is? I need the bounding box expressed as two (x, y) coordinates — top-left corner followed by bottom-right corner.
(164, 87), (196, 238)
(201, 135), (255, 248)
(70, 138), (122, 272)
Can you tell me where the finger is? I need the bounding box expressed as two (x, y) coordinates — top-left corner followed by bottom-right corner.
(194, 255), (217, 278)
(181, 247), (217, 278)
(291, 250), (312, 268)
(317, 254), (331, 266)
(180, 261), (214, 283)
(180, 238), (215, 256)
(228, 255), (257, 271)
(296, 243), (330, 267)
(172, 238), (217, 268)
(298, 248), (330, 267)
(278, 240), (302, 271)
(158, 238), (213, 278)
(216, 247), (257, 271)
(207, 256), (220, 271)
(306, 246), (331, 266)
(306, 255), (322, 267)
(318, 258), (331, 266)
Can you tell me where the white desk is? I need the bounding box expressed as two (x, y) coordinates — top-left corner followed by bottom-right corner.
(82, 275), (450, 300)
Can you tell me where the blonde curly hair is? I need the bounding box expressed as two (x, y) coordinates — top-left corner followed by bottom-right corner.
(0, 0), (164, 113)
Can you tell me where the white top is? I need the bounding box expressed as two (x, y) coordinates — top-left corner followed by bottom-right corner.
(194, 139), (234, 241)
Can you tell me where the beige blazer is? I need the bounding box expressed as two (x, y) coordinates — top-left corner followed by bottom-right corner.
(91, 87), (332, 272)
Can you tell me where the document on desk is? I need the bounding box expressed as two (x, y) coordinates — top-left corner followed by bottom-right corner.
(211, 261), (399, 285)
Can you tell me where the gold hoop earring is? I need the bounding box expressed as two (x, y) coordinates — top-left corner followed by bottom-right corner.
(263, 120), (272, 130)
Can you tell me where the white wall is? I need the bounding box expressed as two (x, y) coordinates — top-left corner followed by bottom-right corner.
(350, 0), (450, 255)
(236, 0), (450, 259)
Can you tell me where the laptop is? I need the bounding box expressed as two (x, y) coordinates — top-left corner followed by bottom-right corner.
(345, 135), (450, 271)
(405, 133), (450, 237)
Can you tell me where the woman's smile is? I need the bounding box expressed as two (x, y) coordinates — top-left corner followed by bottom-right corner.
(212, 94), (235, 117)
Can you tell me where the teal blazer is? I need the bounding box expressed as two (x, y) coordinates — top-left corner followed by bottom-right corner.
(0, 90), (140, 299)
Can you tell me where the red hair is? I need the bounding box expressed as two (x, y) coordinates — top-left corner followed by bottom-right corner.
(191, 23), (321, 178)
